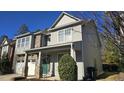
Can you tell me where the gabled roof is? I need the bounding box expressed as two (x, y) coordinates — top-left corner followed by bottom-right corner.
(50, 11), (84, 28)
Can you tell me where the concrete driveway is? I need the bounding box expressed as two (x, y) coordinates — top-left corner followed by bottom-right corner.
(0, 74), (22, 81)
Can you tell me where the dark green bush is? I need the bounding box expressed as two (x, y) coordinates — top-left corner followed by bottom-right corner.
(0, 53), (12, 74)
(58, 54), (77, 81)
(103, 63), (119, 72)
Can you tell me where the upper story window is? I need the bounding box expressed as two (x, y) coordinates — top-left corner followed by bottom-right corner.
(58, 27), (72, 42)
(25, 37), (30, 46)
(2, 46), (8, 52)
(21, 38), (25, 47)
(17, 36), (30, 48)
(17, 39), (21, 47)
(47, 35), (51, 42)
(58, 30), (64, 42)
(65, 28), (71, 40)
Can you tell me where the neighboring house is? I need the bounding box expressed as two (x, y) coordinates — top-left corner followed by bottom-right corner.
(13, 12), (103, 80)
(0, 35), (7, 61)
(0, 36), (15, 64)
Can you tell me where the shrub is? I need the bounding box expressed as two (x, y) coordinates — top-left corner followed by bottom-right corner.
(0, 53), (12, 74)
(103, 63), (119, 72)
(58, 54), (77, 81)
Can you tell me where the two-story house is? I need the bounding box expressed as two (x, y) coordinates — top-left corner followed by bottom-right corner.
(13, 12), (103, 80)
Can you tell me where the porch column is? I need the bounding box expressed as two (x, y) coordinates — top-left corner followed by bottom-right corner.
(23, 53), (28, 78)
(36, 51), (42, 79)
(70, 43), (76, 61)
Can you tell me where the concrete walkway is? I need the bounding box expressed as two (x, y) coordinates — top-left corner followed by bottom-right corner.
(0, 74), (22, 81)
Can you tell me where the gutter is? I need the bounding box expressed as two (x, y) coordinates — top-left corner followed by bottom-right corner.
(25, 42), (72, 52)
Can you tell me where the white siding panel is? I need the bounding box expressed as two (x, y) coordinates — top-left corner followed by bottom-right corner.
(55, 15), (77, 28)
(77, 62), (84, 80)
(72, 25), (82, 42)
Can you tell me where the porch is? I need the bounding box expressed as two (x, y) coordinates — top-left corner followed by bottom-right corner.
(23, 42), (84, 80)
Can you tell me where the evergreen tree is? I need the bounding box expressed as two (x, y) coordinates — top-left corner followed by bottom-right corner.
(16, 24), (29, 35)
(0, 53), (12, 74)
(58, 54), (77, 81)
(103, 39), (120, 64)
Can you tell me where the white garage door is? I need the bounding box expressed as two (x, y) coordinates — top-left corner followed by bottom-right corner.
(28, 60), (36, 76)
(16, 61), (24, 75)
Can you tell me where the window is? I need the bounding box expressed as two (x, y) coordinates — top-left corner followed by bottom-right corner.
(25, 37), (30, 46)
(21, 38), (25, 47)
(17, 55), (25, 63)
(17, 37), (30, 48)
(58, 30), (64, 42)
(65, 28), (71, 41)
(17, 39), (21, 47)
(3, 46), (6, 51)
(65, 28), (71, 36)
(2, 46), (8, 54)
(46, 35), (51, 42)
(58, 27), (72, 42)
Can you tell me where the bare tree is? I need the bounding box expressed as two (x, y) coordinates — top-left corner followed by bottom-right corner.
(103, 12), (124, 53)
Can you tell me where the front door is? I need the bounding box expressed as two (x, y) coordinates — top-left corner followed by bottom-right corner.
(41, 55), (50, 75)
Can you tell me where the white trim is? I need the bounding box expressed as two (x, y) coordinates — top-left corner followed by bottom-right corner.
(70, 43), (76, 61)
(50, 12), (63, 28)
(63, 12), (81, 21)
(33, 31), (42, 35)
